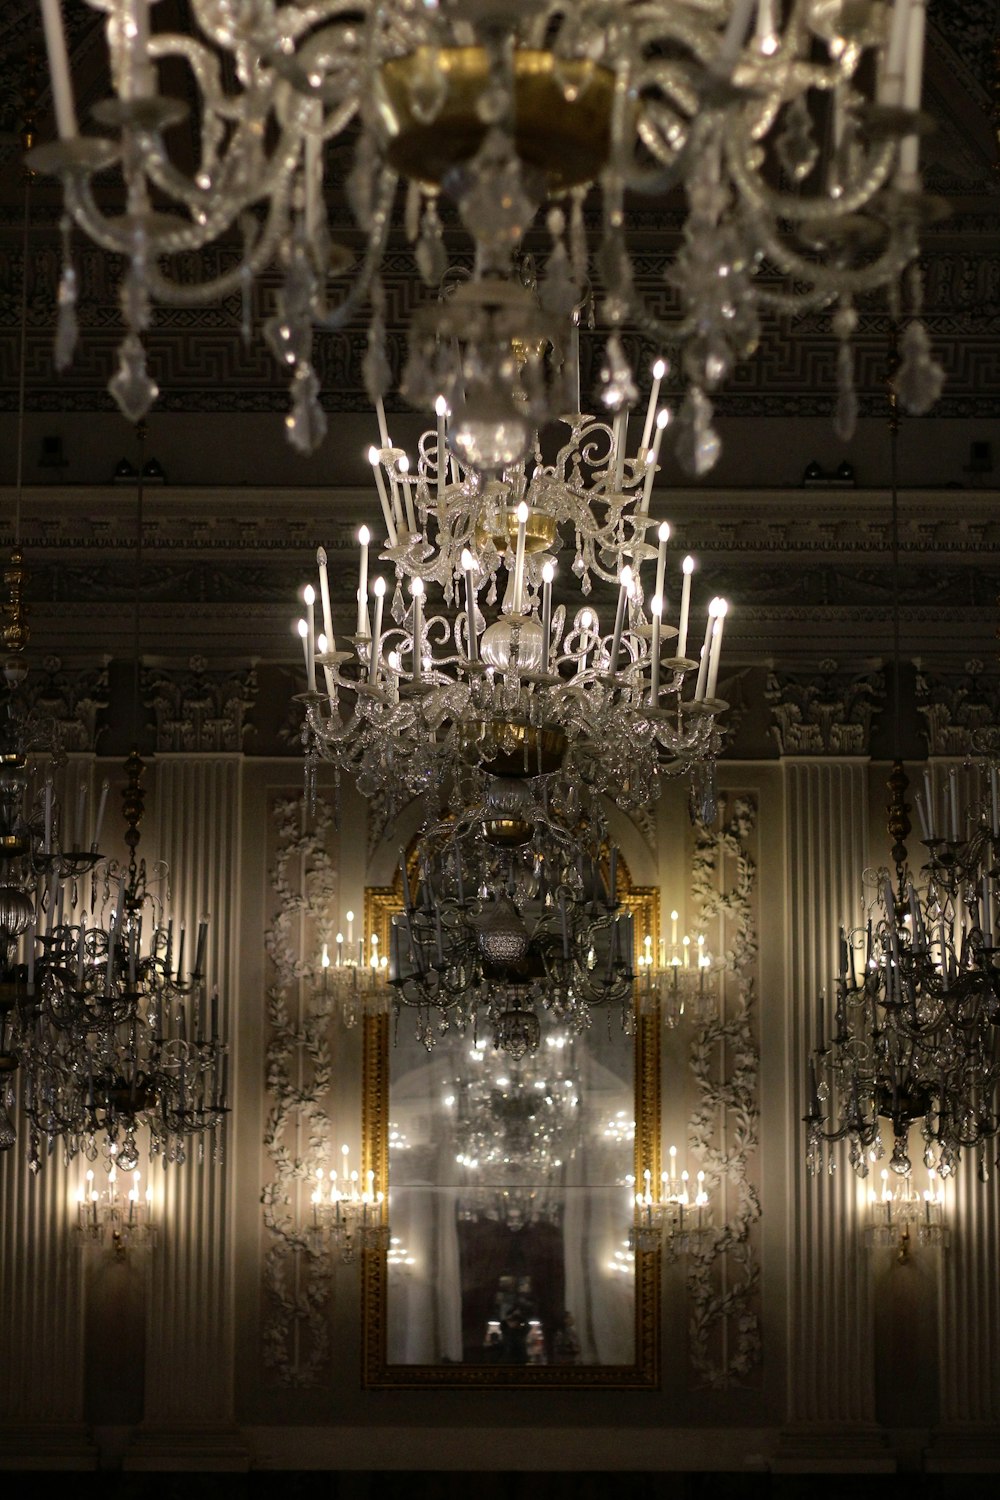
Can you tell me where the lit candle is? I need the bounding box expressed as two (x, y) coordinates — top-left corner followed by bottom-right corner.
(653, 522), (671, 608)
(705, 599), (728, 700)
(368, 446), (398, 545)
(356, 526), (370, 637)
(39, 0), (78, 139)
(297, 618), (313, 691)
(461, 549), (479, 663)
(435, 395), (447, 499)
(512, 501), (529, 615)
(577, 609), (594, 675)
(677, 556), (695, 660)
(346, 911), (354, 948)
(694, 599), (719, 700)
(607, 565), (632, 678)
(316, 546), (335, 648)
(369, 576), (386, 685)
(612, 412), (627, 493)
(639, 408), (669, 514)
(640, 359), (667, 451)
(649, 595), (662, 704)
(410, 578), (424, 682)
(398, 454), (417, 534)
(303, 584), (317, 692)
(541, 560), (554, 673)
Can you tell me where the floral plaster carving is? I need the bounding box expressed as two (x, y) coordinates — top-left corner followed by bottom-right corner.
(685, 794), (761, 1388)
(261, 794), (341, 1386)
(916, 660), (1000, 757)
(766, 661), (885, 756)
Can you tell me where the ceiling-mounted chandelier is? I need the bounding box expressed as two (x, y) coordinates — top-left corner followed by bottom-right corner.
(298, 381), (729, 822)
(388, 769), (636, 1056)
(33, 0), (945, 470)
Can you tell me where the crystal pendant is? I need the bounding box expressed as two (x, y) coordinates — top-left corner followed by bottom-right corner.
(108, 335), (160, 424)
(674, 388), (721, 477)
(55, 264), (78, 372)
(598, 333), (637, 412)
(775, 95), (819, 182)
(895, 319), (945, 415)
(285, 365), (328, 454)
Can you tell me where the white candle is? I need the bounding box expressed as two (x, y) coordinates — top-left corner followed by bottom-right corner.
(608, 566), (632, 678)
(694, 600), (718, 701)
(639, 408), (669, 515)
(43, 782), (53, 854)
(93, 778), (109, 851)
(991, 766), (999, 838)
(569, 317), (581, 414)
(878, 0), (911, 103)
(461, 549), (478, 663)
(435, 396), (447, 499)
(541, 560), (554, 673)
(74, 782), (88, 849)
(640, 360), (667, 451)
(948, 767), (959, 841)
(368, 446), (398, 545)
(375, 397), (390, 449)
(512, 501), (529, 615)
(677, 556), (695, 659)
(369, 576), (385, 684)
(577, 610), (594, 676)
(303, 584), (317, 692)
(653, 521), (670, 607)
(356, 525), (370, 637)
(705, 599), (728, 699)
(298, 618), (313, 689)
(398, 454), (417, 534)
(897, 0), (927, 180)
(411, 578), (424, 681)
(316, 547), (335, 652)
(650, 595), (662, 704)
(40, 0), (78, 139)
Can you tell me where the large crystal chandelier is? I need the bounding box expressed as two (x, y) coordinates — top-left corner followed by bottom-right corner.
(298, 378), (730, 822)
(33, 0), (945, 468)
(387, 768), (637, 1056)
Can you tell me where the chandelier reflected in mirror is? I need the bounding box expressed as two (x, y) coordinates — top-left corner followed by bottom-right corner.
(33, 0), (945, 471)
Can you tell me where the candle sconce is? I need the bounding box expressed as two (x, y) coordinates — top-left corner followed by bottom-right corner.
(307, 1148), (390, 1264)
(317, 914), (391, 1029)
(629, 1152), (714, 1260)
(75, 1165), (156, 1259)
(637, 915), (720, 1028)
(866, 1166), (948, 1259)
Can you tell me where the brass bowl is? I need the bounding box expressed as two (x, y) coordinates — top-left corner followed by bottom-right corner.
(474, 506), (557, 557)
(482, 816), (534, 847)
(375, 47), (615, 192)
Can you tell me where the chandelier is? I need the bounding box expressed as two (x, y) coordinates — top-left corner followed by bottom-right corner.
(629, 1145), (714, 1257)
(33, 0), (945, 470)
(387, 769), (637, 1056)
(865, 1157), (946, 1254)
(308, 1145), (390, 1263)
(76, 1161), (156, 1256)
(298, 383), (729, 823)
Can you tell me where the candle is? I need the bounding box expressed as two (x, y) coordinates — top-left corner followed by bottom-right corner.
(512, 501), (529, 615)
(992, 766), (999, 838)
(375, 396), (390, 449)
(639, 408), (669, 514)
(93, 778), (109, 851)
(652, 521), (671, 607)
(569, 316), (581, 414)
(878, 0), (911, 103)
(577, 609), (594, 675)
(410, 578), (424, 681)
(677, 556), (695, 660)
(369, 576), (385, 684)
(705, 599), (728, 700)
(897, 0), (927, 180)
(346, 911), (354, 948)
(317, 546), (335, 649)
(716, 0), (755, 73)
(461, 549), (479, 663)
(948, 767), (959, 841)
(398, 454), (417, 534)
(297, 618), (313, 691)
(368, 446), (398, 545)
(640, 359), (667, 451)
(694, 600), (718, 700)
(76, 914), (85, 989)
(356, 526), (370, 636)
(650, 595), (662, 704)
(40, 0), (78, 139)
(303, 584), (317, 692)
(435, 395), (447, 499)
(612, 412), (627, 493)
(607, 565), (632, 677)
(194, 919), (208, 976)
(43, 781), (53, 854)
(541, 561), (554, 673)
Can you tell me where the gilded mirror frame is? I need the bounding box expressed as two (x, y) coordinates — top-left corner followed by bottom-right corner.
(361, 867), (661, 1388)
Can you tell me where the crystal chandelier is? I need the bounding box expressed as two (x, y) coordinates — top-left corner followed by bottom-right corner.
(75, 1161), (156, 1256)
(387, 771), (637, 1056)
(298, 382), (730, 822)
(33, 0), (945, 468)
(307, 1146), (390, 1263)
(865, 1157), (946, 1253)
(629, 1145), (714, 1257)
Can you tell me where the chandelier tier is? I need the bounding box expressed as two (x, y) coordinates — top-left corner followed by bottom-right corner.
(33, 0), (945, 468)
(299, 388), (729, 819)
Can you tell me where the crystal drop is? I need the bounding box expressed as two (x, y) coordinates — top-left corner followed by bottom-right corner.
(122, 261), (151, 333)
(572, 552), (585, 577)
(775, 94), (819, 182)
(54, 264), (78, 371)
(407, 47), (447, 124)
(674, 388), (721, 477)
(895, 319), (945, 415)
(391, 582), (405, 622)
(598, 333), (637, 411)
(108, 334), (159, 424)
(28, 1154), (42, 1175)
(285, 365), (328, 455)
(415, 227), (447, 287)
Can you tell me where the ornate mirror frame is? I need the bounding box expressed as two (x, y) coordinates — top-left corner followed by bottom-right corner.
(361, 868), (661, 1388)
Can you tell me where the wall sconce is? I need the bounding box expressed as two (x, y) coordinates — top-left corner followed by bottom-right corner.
(307, 1145), (390, 1263)
(75, 1166), (156, 1258)
(866, 1165), (948, 1260)
(317, 911), (390, 1028)
(638, 912), (719, 1028)
(629, 1146), (713, 1258)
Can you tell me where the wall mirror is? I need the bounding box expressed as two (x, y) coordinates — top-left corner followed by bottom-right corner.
(362, 874), (660, 1387)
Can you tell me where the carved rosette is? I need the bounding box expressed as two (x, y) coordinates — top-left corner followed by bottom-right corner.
(261, 793), (342, 1387)
(766, 661), (885, 756)
(685, 793), (762, 1388)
